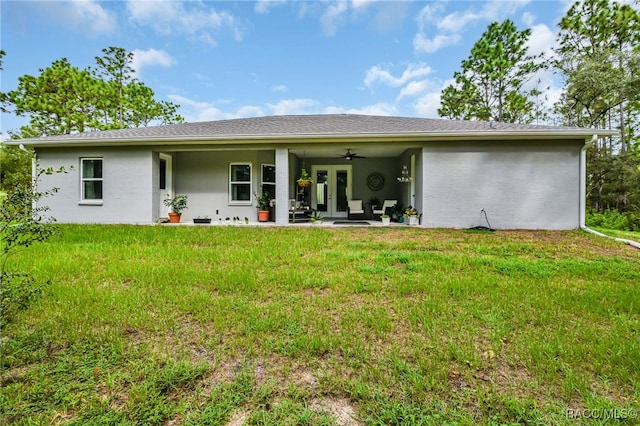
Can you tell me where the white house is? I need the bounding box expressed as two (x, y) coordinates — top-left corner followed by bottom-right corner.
(11, 114), (613, 229)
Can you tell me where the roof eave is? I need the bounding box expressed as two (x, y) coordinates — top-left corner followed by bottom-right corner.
(10, 129), (617, 148)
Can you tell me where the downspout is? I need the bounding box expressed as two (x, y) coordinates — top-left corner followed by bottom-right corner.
(579, 134), (640, 249)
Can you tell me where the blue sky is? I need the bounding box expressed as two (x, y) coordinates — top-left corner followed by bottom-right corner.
(1, 0), (578, 138)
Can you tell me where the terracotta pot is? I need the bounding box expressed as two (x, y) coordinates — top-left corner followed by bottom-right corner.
(258, 210), (269, 222)
(168, 212), (181, 223)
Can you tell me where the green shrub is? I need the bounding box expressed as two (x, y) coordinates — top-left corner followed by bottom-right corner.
(0, 273), (48, 324)
(586, 209), (640, 231)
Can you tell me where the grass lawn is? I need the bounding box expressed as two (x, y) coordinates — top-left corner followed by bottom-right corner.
(590, 227), (640, 242)
(1, 225), (639, 425)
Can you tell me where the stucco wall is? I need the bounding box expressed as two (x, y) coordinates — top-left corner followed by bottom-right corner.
(35, 148), (154, 224)
(174, 150), (275, 222)
(421, 140), (582, 230)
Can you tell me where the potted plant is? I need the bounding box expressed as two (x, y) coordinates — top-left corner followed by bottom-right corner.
(297, 166), (312, 187)
(381, 214), (391, 226)
(405, 206), (419, 226)
(367, 196), (381, 210)
(256, 192), (271, 222)
(193, 216), (211, 224)
(310, 212), (325, 224)
(392, 202), (404, 223)
(163, 194), (188, 223)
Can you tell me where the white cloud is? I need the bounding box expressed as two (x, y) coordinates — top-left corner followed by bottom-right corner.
(168, 95), (226, 121)
(237, 105), (265, 117)
(398, 80), (434, 99)
(126, 0), (243, 45)
(168, 94), (265, 122)
(413, 91), (443, 118)
(131, 49), (175, 76)
(526, 23), (556, 58)
(320, 1), (349, 36)
(254, 0), (287, 14)
(267, 99), (320, 115)
(436, 9), (482, 33)
(351, 0), (375, 10)
(48, 0), (117, 35)
(521, 11), (535, 27)
(413, 33), (461, 54)
(412, 78), (456, 118)
(271, 85), (289, 93)
(414, 0), (531, 54)
(324, 103), (398, 116)
(364, 63), (433, 89)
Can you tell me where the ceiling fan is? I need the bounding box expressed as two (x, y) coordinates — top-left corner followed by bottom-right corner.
(340, 148), (365, 160)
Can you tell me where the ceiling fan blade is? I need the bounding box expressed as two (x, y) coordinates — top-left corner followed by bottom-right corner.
(340, 149), (364, 159)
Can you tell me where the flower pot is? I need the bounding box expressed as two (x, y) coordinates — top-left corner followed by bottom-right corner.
(408, 215), (419, 226)
(193, 218), (211, 224)
(297, 179), (311, 188)
(381, 217), (391, 226)
(258, 210), (269, 222)
(168, 212), (181, 223)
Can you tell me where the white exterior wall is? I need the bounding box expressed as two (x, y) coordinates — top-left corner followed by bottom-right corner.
(174, 150), (275, 222)
(36, 148), (154, 224)
(421, 141), (582, 230)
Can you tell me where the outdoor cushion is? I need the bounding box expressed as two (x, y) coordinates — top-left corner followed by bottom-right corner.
(347, 200), (364, 214)
(373, 199), (397, 216)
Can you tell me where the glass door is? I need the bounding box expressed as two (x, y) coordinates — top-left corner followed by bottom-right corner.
(311, 165), (352, 218)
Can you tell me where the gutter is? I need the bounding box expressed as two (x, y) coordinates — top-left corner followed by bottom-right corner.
(579, 134), (640, 249)
(8, 129), (617, 148)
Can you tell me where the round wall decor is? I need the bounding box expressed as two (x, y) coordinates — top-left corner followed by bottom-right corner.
(366, 172), (385, 191)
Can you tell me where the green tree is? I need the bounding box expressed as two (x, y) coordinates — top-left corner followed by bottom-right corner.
(5, 46), (183, 138)
(91, 46), (136, 129)
(554, 0), (640, 217)
(7, 59), (96, 136)
(555, 0), (640, 151)
(438, 20), (544, 123)
(0, 143), (32, 191)
(1, 49), (9, 115)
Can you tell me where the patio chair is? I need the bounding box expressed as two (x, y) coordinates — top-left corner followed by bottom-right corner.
(347, 199), (365, 220)
(373, 199), (397, 220)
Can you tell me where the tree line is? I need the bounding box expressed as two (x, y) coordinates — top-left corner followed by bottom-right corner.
(0, 46), (184, 189)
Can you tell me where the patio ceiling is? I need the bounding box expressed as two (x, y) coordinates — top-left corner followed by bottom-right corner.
(288, 143), (409, 159)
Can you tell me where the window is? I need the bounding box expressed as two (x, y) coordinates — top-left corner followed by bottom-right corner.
(159, 158), (167, 190)
(261, 164), (276, 199)
(229, 163), (251, 204)
(81, 158), (103, 202)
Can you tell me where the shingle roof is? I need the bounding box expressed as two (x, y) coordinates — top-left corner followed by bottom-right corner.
(15, 114), (610, 145)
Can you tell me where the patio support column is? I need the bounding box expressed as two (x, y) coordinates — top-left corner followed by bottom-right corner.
(421, 147), (429, 228)
(275, 148), (290, 225)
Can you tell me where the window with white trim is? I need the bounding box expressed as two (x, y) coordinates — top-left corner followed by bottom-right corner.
(81, 158), (103, 201)
(261, 164), (276, 199)
(229, 163), (251, 204)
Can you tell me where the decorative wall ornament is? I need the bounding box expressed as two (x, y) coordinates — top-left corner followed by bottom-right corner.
(366, 172), (385, 191)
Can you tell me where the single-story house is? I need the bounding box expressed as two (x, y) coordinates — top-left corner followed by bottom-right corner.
(11, 114), (614, 229)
